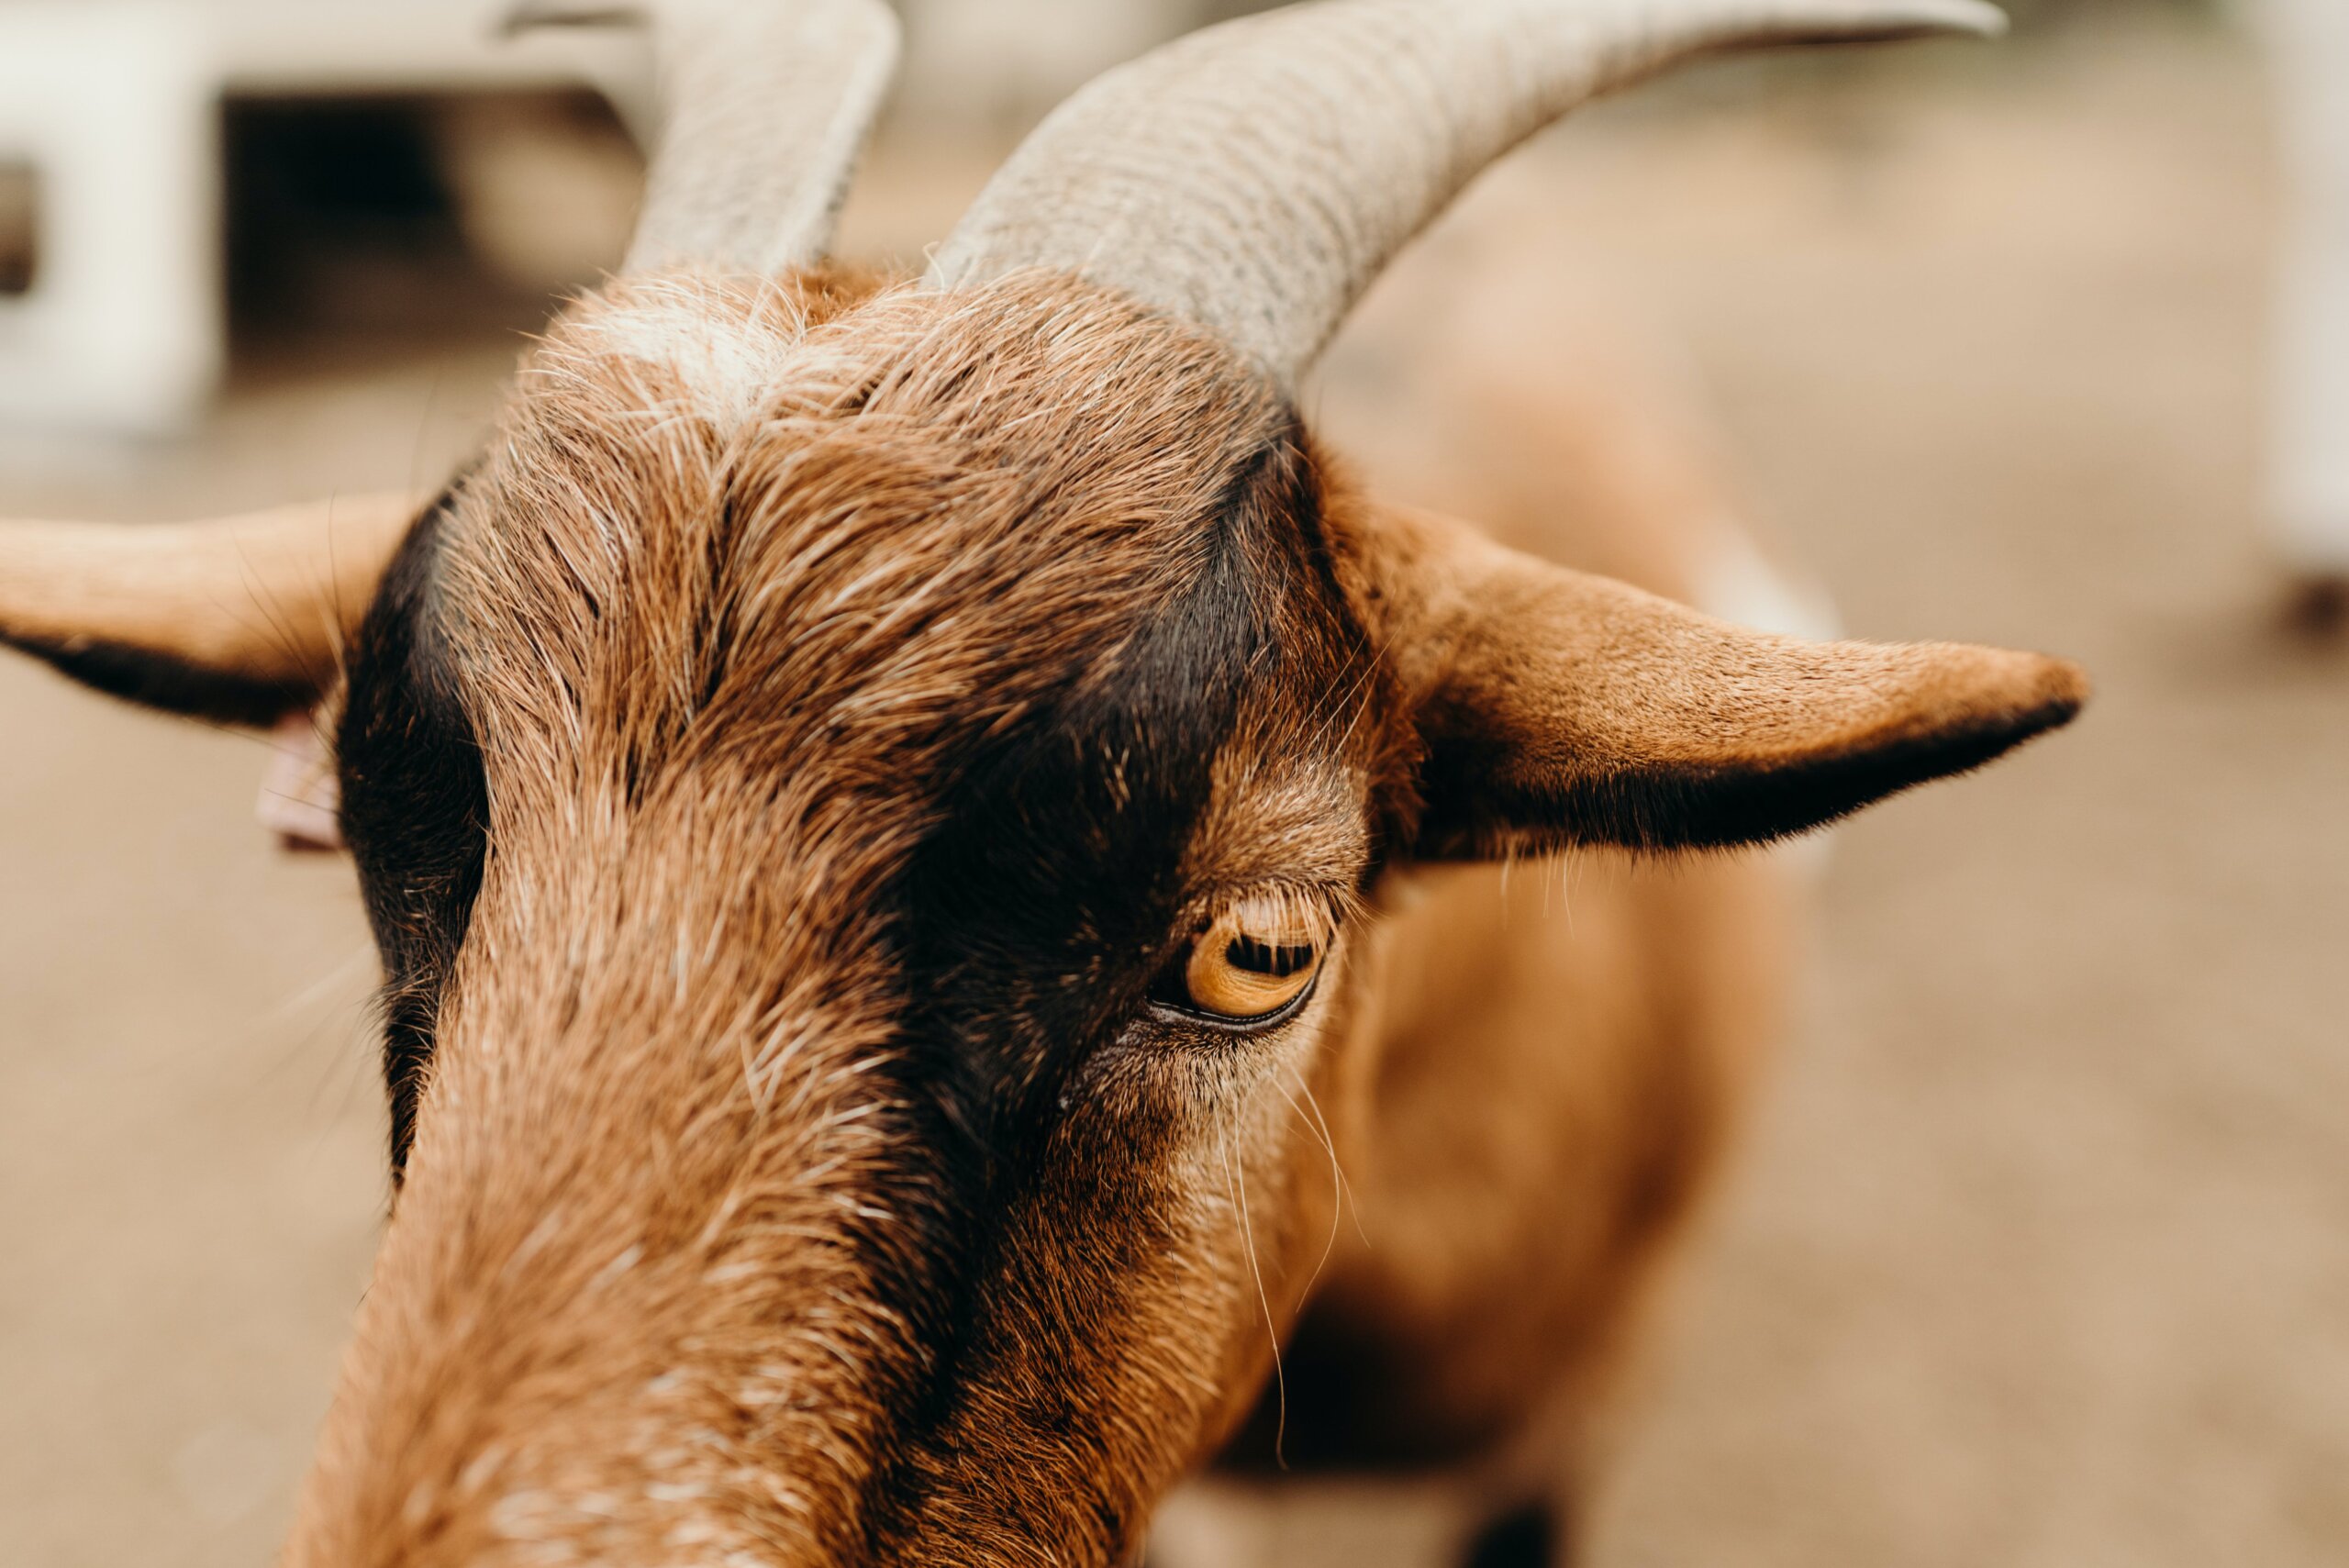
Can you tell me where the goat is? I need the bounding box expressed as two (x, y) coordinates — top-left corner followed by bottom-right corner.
(0, 2), (2079, 1564)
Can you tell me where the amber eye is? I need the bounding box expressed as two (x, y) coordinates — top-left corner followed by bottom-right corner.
(1180, 899), (1326, 1022)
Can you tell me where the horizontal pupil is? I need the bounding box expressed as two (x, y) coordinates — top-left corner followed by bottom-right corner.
(1226, 935), (1314, 978)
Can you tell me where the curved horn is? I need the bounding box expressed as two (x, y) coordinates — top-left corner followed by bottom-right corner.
(928, 0), (2004, 384)
(510, 0), (901, 274)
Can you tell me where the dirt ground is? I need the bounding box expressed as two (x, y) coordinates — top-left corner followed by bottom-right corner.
(4, 17), (2344, 1568)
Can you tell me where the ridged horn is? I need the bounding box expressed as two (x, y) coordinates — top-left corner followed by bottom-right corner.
(509, 0), (901, 274)
(928, 0), (2004, 384)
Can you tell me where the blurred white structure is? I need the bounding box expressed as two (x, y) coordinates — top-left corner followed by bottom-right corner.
(0, 0), (1241, 436)
(0, 6), (216, 434)
(2254, 0), (2349, 581)
(0, 1), (645, 436)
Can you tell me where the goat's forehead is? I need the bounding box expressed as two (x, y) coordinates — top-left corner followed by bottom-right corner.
(457, 271), (1294, 587)
(403, 271), (1363, 813)
(529, 269), (1285, 448)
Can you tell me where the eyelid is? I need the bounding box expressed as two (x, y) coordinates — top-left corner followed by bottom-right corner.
(1148, 968), (1321, 1034)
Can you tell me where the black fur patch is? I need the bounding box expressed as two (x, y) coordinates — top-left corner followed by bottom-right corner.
(901, 417), (1330, 1145)
(336, 489), (490, 1175)
(1462, 1502), (1560, 1568)
(864, 415), (1361, 1553)
(2, 633), (312, 727)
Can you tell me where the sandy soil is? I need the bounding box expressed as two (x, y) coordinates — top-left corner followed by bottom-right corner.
(4, 17), (2344, 1568)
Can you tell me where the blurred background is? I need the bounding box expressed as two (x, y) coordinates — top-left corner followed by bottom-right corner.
(4, 1), (2345, 1566)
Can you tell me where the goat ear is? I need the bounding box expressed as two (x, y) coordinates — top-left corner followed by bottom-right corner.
(1354, 506), (2087, 857)
(0, 493), (419, 728)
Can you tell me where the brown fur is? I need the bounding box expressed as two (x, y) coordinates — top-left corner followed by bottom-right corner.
(298, 269), (1382, 1568)
(1, 262), (2085, 1568)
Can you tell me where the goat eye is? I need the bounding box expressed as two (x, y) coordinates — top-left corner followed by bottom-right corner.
(1180, 901), (1324, 1023)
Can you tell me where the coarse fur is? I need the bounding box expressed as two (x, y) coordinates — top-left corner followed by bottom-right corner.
(296, 256), (2076, 1567)
(0, 256), (2085, 1567)
(301, 267), (1396, 1567)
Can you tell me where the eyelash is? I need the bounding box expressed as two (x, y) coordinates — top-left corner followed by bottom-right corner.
(1227, 934), (1317, 979)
